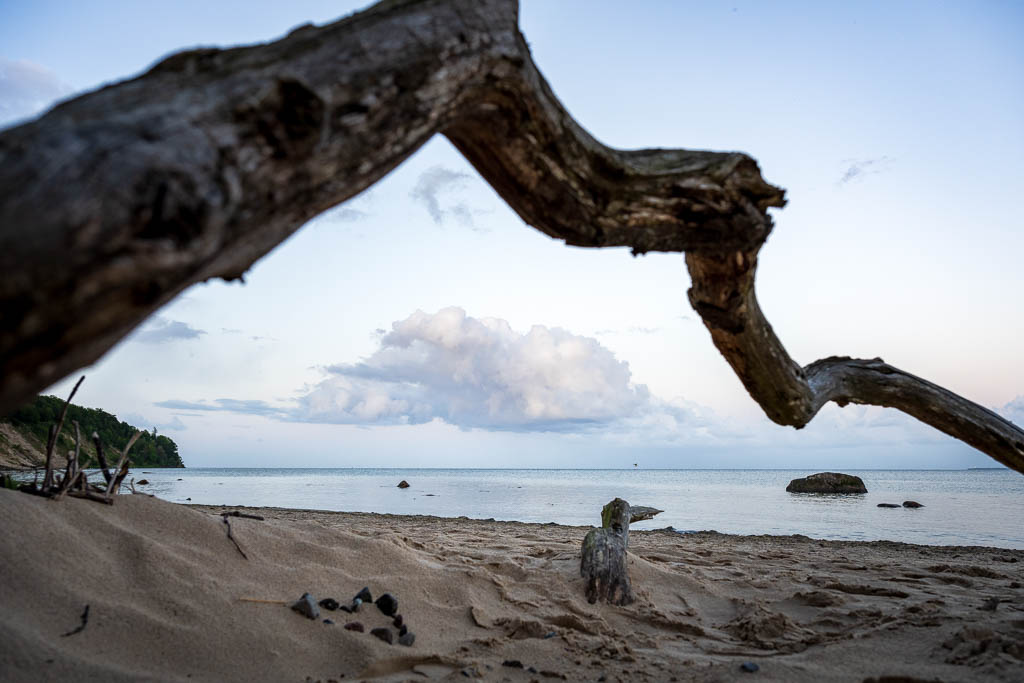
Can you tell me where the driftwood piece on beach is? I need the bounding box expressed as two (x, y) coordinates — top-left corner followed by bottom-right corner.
(629, 506), (663, 524)
(0, 0), (1022, 472)
(220, 511), (264, 559)
(580, 498), (635, 606)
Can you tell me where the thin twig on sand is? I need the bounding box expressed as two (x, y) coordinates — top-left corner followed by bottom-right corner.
(61, 604), (90, 637)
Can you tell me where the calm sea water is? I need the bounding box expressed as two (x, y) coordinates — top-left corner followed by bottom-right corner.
(120, 468), (1024, 549)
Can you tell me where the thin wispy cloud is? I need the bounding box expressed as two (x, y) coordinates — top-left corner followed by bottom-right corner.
(0, 58), (73, 128)
(837, 156), (893, 186)
(154, 398), (287, 418)
(321, 206), (368, 223)
(122, 413), (187, 432)
(132, 317), (206, 344)
(410, 166), (488, 231)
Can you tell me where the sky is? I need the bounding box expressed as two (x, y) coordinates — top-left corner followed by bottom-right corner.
(1, 0), (1022, 468)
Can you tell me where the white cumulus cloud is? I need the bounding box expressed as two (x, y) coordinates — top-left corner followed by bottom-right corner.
(297, 307), (656, 432)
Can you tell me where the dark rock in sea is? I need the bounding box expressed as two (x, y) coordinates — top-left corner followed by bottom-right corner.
(375, 593), (398, 616)
(740, 661), (760, 673)
(502, 660), (524, 669)
(397, 480), (410, 489)
(786, 472), (867, 494)
(319, 598), (339, 611)
(136, 479), (149, 485)
(398, 631), (415, 647)
(877, 503), (901, 508)
(903, 500), (924, 508)
(354, 586), (373, 603)
(370, 627), (394, 644)
(343, 621), (364, 632)
(392, 614), (403, 628)
(290, 593), (320, 620)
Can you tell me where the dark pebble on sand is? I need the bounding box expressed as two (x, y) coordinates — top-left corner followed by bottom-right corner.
(354, 587), (373, 603)
(371, 627), (393, 644)
(343, 622), (364, 632)
(502, 660), (524, 668)
(290, 593), (320, 620)
(319, 598), (339, 611)
(527, 666), (538, 674)
(392, 614), (403, 628)
(323, 619), (334, 625)
(375, 593), (398, 616)
(398, 631), (415, 647)
(543, 631), (556, 639)
(350, 597), (362, 612)
(740, 662), (759, 673)
(338, 604), (352, 613)
(399, 625), (408, 637)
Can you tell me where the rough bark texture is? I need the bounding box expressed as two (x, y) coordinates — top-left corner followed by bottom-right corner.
(0, 0), (1021, 473)
(580, 498), (634, 606)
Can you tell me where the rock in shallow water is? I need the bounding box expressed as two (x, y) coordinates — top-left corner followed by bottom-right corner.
(902, 500), (924, 508)
(290, 593), (320, 620)
(786, 472), (867, 494)
(397, 480), (410, 489)
(877, 503), (901, 508)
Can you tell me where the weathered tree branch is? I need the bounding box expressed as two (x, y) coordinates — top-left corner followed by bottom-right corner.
(0, 0), (1020, 472)
(685, 251), (1024, 472)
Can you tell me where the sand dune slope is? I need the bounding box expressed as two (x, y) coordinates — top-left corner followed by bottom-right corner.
(1, 490), (1022, 682)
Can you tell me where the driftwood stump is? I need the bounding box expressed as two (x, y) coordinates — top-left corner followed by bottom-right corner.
(580, 498), (635, 606)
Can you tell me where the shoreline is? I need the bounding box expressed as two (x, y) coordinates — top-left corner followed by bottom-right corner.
(1, 491), (1022, 681)
(190, 502), (1024, 553)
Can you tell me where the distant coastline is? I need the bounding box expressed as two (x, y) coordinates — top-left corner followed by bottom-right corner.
(0, 395), (184, 470)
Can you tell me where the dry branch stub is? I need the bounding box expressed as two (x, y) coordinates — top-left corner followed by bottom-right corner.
(580, 498), (635, 606)
(0, 0), (1021, 472)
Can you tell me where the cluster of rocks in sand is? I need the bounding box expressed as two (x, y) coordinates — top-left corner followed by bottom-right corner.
(290, 586), (415, 647)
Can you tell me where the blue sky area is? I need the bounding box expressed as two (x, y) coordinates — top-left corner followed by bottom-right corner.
(1, 1), (1022, 468)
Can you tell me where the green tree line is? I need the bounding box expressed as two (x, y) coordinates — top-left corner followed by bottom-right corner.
(5, 395), (185, 468)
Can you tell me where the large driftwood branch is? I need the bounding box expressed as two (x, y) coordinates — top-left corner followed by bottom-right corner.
(0, 0), (1021, 472)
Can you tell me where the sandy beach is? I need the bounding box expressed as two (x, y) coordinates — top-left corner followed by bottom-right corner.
(1, 489), (1022, 682)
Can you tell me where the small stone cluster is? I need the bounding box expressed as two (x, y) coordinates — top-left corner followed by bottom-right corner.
(290, 586), (414, 646)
